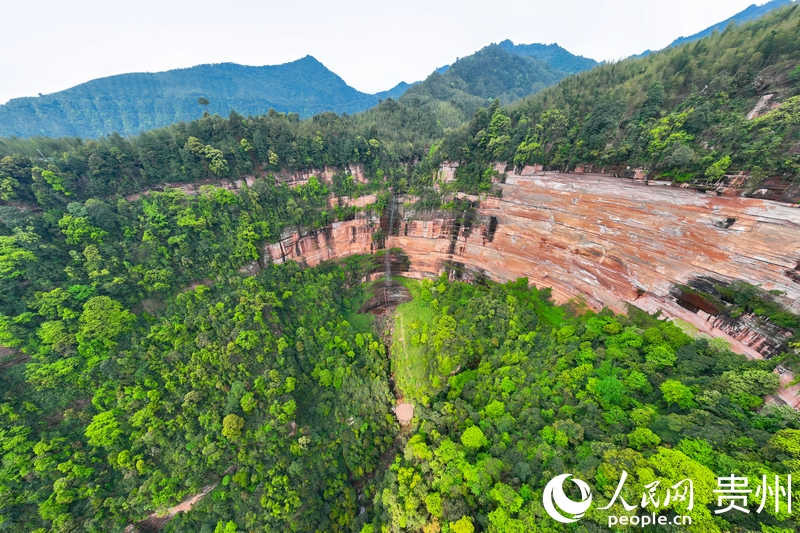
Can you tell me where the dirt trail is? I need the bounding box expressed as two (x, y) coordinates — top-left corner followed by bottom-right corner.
(123, 483), (217, 533)
(124, 465), (235, 533)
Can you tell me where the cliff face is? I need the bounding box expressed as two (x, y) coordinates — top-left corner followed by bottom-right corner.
(387, 172), (800, 358)
(250, 170), (800, 359)
(264, 214), (379, 268)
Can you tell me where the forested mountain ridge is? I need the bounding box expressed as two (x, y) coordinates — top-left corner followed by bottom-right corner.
(4, 4), (800, 209)
(4, 6), (800, 211)
(0, 46), (575, 178)
(669, 0), (798, 48)
(0, 56), (402, 139)
(636, 0), (797, 56)
(376, 81), (414, 100)
(396, 45), (569, 131)
(0, 40), (594, 141)
(434, 2), (800, 201)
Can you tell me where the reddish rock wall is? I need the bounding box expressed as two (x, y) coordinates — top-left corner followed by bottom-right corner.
(265, 214), (379, 268)
(387, 172), (800, 358)
(251, 171), (799, 359)
(328, 194), (377, 209)
(273, 163), (366, 187)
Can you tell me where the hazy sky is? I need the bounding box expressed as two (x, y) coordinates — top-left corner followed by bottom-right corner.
(1, 0), (763, 103)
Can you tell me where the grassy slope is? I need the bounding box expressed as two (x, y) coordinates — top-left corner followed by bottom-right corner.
(345, 281), (377, 335)
(390, 277), (436, 403)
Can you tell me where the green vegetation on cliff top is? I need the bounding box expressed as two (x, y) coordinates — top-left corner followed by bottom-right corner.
(431, 3), (800, 194)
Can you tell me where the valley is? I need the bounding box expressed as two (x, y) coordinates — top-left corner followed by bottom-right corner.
(4, 3), (800, 533)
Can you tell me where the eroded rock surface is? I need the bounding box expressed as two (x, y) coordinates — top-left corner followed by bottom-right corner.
(265, 214), (379, 267)
(388, 172), (800, 358)
(249, 171), (800, 359)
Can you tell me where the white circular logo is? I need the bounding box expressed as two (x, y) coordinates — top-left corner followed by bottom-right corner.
(543, 474), (593, 523)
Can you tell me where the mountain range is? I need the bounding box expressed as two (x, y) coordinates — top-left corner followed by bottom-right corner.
(497, 40), (598, 73)
(0, 57), (413, 140)
(0, 41), (595, 140)
(396, 44), (572, 128)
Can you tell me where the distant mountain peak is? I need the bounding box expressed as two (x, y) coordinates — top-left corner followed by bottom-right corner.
(497, 40), (598, 74)
(297, 54), (323, 65)
(0, 58), (411, 139)
(401, 43), (567, 116)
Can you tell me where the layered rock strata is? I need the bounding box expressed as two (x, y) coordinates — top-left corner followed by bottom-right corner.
(243, 171), (799, 360)
(386, 172), (800, 359)
(265, 213), (379, 267)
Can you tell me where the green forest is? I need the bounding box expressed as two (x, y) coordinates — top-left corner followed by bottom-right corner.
(2, 3), (800, 533)
(433, 3), (800, 194)
(369, 277), (799, 533)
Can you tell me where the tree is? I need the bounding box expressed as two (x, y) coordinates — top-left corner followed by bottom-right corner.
(77, 296), (135, 350)
(771, 428), (800, 455)
(425, 492), (443, 518)
(645, 344), (677, 368)
(704, 155), (731, 181)
(85, 411), (122, 448)
(222, 414), (244, 440)
(214, 521), (238, 533)
(594, 376), (626, 408)
(627, 427), (661, 450)
(186, 137), (229, 176)
(0, 234), (36, 279)
(489, 482), (523, 512)
(660, 379), (696, 409)
(460, 426), (487, 450)
(484, 400), (506, 419)
(450, 516), (474, 533)
(719, 369), (780, 397)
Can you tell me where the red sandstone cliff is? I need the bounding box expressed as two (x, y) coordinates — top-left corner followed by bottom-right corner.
(263, 213), (379, 268)
(231, 170), (799, 360)
(386, 172), (800, 358)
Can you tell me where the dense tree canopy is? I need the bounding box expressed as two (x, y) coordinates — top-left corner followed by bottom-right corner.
(366, 277), (800, 533)
(426, 4), (800, 193)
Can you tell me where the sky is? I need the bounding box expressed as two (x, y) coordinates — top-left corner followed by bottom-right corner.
(0, 0), (765, 104)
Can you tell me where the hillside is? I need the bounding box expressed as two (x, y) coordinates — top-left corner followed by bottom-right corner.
(3, 5), (800, 533)
(1, 113), (799, 533)
(670, 0), (797, 48)
(437, 2), (800, 201)
(0, 56), (407, 139)
(0, 39), (594, 141)
(638, 0), (797, 56)
(397, 44), (568, 129)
